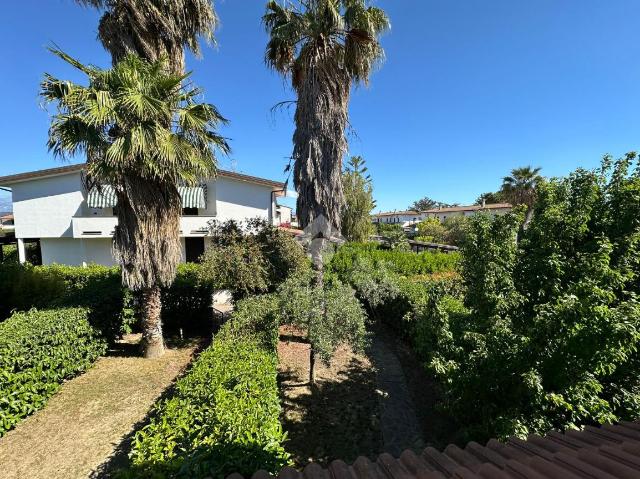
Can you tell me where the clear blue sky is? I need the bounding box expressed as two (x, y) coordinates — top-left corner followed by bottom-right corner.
(1, 0), (640, 212)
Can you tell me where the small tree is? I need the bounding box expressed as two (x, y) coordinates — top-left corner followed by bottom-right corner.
(416, 218), (447, 243)
(341, 156), (375, 242)
(475, 191), (504, 205)
(278, 272), (368, 383)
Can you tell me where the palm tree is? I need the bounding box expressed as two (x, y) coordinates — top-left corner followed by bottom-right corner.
(263, 0), (389, 232)
(500, 166), (543, 208)
(71, 0), (219, 357)
(41, 51), (229, 357)
(75, 0), (218, 75)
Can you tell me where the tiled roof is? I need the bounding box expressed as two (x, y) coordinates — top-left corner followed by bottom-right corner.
(0, 163), (285, 189)
(372, 210), (421, 217)
(232, 420), (640, 479)
(424, 203), (512, 214)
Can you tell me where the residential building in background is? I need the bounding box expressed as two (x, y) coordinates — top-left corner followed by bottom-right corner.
(371, 203), (512, 229)
(0, 164), (285, 266)
(423, 203), (512, 222)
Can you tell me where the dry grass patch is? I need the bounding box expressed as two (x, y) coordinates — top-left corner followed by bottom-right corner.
(0, 334), (198, 479)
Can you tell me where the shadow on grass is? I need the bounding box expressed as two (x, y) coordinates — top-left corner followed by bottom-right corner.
(278, 350), (382, 467)
(89, 335), (210, 479)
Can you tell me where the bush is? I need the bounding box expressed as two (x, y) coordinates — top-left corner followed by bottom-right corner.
(424, 154), (640, 442)
(0, 307), (107, 436)
(125, 300), (289, 479)
(200, 218), (310, 299)
(162, 263), (215, 333)
(0, 263), (132, 339)
(329, 242), (459, 279)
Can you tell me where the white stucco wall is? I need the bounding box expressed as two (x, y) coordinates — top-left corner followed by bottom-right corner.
(214, 176), (273, 222)
(11, 172), (86, 239)
(10, 170), (278, 266)
(41, 238), (116, 266)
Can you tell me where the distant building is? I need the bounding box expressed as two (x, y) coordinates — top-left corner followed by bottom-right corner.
(371, 210), (425, 227)
(423, 203), (512, 222)
(371, 203), (512, 230)
(275, 204), (293, 227)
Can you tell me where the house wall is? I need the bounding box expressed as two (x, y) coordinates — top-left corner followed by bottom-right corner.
(10, 170), (278, 266)
(12, 172), (85, 239)
(214, 177), (273, 222)
(41, 238), (115, 266)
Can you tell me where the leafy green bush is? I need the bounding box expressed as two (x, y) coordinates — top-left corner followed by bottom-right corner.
(329, 242), (459, 278)
(0, 263), (132, 338)
(0, 307), (107, 436)
(161, 263), (214, 333)
(125, 300), (289, 479)
(200, 218), (310, 299)
(425, 154), (640, 442)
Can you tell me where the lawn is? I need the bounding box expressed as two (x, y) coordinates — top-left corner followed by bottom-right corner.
(0, 334), (198, 479)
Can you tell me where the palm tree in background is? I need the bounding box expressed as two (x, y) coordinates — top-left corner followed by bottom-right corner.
(263, 0), (389, 232)
(72, 0), (220, 357)
(500, 166), (543, 208)
(42, 51), (229, 357)
(76, 0), (218, 75)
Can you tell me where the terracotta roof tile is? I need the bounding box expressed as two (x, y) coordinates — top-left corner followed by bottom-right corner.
(231, 421), (640, 479)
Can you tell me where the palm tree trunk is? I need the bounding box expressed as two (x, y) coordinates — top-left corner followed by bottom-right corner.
(141, 286), (165, 358)
(309, 347), (316, 384)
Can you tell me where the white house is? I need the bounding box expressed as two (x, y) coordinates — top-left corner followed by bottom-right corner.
(275, 204), (292, 226)
(371, 210), (426, 226)
(423, 203), (512, 222)
(0, 163), (285, 266)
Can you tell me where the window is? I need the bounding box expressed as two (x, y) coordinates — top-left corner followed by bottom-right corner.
(182, 207), (198, 216)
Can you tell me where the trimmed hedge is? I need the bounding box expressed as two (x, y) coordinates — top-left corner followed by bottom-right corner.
(329, 242), (460, 278)
(124, 295), (289, 478)
(0, 307), (107, 436)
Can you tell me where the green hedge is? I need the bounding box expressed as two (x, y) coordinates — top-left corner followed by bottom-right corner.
(0, 307), (107, 436)
(124, 296), (289, 478)
(329, 242), (460, 278)
(0, 262), (214, 335)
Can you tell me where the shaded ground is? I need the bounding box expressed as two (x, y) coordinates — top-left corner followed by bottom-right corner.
(278, 326), (382, 466)
(379, 324), (460, 448)
(0, 334), (198, 479)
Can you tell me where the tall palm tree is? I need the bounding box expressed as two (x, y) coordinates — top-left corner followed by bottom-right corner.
(41, 51), (229, 357)
(72, 0), (219, 357)
(500, 166), (543, 208)
(263, 0), (389, 231)
(76, 0), (218, 75)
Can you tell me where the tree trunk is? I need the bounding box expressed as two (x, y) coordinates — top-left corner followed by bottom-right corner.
(141, 286), (165, 358)
(309, 347), (316, 384)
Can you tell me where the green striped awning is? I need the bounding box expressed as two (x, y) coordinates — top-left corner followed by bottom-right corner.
(87, 185), (206, 209)
(179, 186), (207, 209)
(87, 185), (117, 208)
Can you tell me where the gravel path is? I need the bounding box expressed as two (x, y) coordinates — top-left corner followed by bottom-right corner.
(0, 335), (197, 479)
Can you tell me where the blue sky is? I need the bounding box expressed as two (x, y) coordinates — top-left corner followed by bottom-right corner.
(2, 0), (640, 212)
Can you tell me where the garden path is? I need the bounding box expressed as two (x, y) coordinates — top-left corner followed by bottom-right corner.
(368, 334), (425, 456)
(0, 335), (197, 479)
(278, 326), (429, 466)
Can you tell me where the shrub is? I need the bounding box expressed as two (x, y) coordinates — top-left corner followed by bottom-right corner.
(0, 263), (132, 339)
(162, 263), (214, 333)
(427, 154), (640, 441)
(125, 302), (289, 479)
(0, 307), (107, 436)
(200, 218), (310, 298)
(329, 242), (459, 279)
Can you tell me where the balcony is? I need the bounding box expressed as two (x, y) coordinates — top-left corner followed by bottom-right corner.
(72, 216), (216, 238)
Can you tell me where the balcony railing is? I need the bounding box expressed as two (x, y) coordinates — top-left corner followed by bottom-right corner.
(72, 216), (216, 238)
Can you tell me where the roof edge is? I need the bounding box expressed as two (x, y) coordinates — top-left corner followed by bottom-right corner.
(0, 163), (285, 189)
